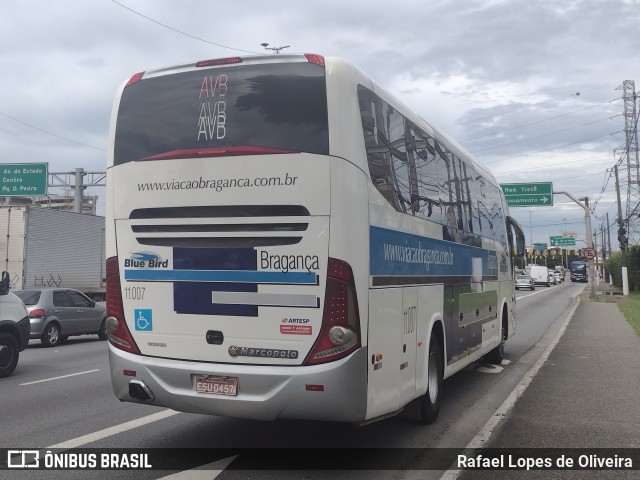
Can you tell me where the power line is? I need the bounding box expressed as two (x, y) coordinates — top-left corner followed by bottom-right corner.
(484, 130), (622, 165)
(493, 154), (610, 175)
(0, 110), (106, 151)
(528, 219), (585, 227)
(462, 99), (619, 142)
(3, 2), (268, 153)
(553, 171), (607, 181)
(451, 84), (612, 128)
(590, 168), (613, 212)
(470, 117), (612, 154)
(111, 1), (264, 55)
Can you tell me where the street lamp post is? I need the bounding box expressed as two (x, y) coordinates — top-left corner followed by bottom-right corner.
(555, 191), (596, 299)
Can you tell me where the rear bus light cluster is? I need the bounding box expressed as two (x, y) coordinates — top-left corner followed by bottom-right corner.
(125, 54), (324, 89)
(105, 256), (140, 355)
(304, 258), (361, 365)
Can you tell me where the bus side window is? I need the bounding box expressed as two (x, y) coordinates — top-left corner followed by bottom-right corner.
(359, 87), (405, 212)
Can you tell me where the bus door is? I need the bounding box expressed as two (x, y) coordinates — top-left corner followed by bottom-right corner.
(400, 287), (417, 404)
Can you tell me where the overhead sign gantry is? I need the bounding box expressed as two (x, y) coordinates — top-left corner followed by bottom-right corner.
(500, 182), (553, 207)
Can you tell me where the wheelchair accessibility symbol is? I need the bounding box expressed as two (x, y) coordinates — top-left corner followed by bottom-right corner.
(134, 309), (153, 331)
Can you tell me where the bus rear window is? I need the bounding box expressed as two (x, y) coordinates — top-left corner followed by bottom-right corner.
(114, 62), (329, 165)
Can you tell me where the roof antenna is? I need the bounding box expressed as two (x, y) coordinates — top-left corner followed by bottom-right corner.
(260, 42), (290, 54)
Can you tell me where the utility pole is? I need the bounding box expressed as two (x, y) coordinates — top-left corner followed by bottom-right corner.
(614, 165), (629, 295)
(554, 190), (596, 299)
(606, 212), (612, 256)
(593, 228), (600, 285)
(600, 224), (607, 284)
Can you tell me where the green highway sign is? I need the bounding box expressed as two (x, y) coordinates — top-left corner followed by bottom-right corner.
(550, 235), (576, 246)
(1, 163), (48, 196)
(500, 182), (553, 207)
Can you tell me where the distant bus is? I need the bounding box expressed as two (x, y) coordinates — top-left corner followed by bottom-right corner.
(105, 54), (525, 424)
(570, 261), (588, 283)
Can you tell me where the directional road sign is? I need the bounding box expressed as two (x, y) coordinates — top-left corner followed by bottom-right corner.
(0, 163), (48, 196)
(550, 235), (576, 247)
(500, 182), (553, 207)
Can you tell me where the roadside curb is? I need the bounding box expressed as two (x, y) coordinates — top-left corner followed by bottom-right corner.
(439, 290), (583, 480)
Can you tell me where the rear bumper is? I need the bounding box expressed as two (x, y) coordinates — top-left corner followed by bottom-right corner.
(29, 318), (46, 338)
(16, 317), (30, 351)
(108, 344), (369, 422)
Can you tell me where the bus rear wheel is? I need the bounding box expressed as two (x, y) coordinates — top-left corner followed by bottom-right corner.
(419, 334), (443, 424)
(486, 313), (507, 364)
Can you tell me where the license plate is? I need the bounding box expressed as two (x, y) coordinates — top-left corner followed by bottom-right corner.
(193, 376), (238, 396)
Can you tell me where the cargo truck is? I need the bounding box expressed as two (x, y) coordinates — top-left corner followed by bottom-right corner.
(0, 206), (106, 300)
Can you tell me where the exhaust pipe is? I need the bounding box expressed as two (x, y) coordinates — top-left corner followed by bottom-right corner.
(128, 379), (154, 402)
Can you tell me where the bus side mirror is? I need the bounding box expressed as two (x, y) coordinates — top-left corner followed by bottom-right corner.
(506, 216), (526, 257)
(0, 271), (10, 296)
(516, 236), (525, 258)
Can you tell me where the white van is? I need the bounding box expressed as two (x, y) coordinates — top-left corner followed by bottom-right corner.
(529, 265), (551, 287)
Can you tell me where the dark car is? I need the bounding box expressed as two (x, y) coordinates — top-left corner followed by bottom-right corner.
(15, 288), (107, 347)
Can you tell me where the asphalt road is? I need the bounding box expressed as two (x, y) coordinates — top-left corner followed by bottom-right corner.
(1, 281), (583, 479)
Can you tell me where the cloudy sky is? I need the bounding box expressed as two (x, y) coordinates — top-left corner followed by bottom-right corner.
(2, 0), (640, 249)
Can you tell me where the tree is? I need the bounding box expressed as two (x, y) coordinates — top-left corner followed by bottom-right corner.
(605, 245), (640, 291)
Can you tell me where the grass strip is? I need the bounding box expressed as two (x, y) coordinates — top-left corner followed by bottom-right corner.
(618, 292), (640, 337)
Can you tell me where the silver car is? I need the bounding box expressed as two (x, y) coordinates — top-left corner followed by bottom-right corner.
(515, 274), (535, 291)
(15, 288), (107, 347)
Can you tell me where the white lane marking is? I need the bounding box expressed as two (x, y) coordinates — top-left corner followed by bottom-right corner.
(46, 409), (239, 479)
(516, 283), (581, 300)
(48, 409), (180, 449)
(516, 288), (556, 299)
(20, 369), (101, 386)
(158, 456), (239, 480)
(438, 294), (581, 480)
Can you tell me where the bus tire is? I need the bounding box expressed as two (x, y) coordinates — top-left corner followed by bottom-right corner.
(419, 334), (443, 424)
(486, 311), (507, 364)
(0, 332), (19, 378)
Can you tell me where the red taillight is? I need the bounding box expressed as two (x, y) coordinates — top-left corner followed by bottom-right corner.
(196, 57), (243, 67)
(125, 71), (145, 87)
(106, 256), (140, 355)
(305, 384), (325, 392)
(305, 53), (325, 67)
(304, 258), (360, 365)
(29, 308), (45, 319)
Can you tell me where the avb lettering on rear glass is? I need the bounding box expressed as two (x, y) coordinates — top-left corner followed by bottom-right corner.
(197, 74), (228, 141)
